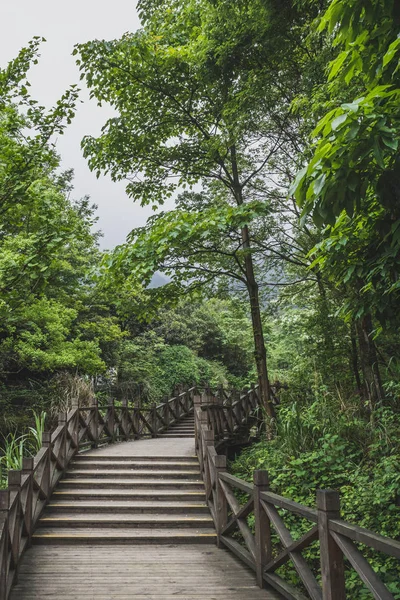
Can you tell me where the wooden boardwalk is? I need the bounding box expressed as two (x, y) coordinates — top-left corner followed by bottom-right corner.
(10, 418), (280, 599)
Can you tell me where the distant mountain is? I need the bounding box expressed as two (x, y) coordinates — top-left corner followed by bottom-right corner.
(148, 272), (169, 288)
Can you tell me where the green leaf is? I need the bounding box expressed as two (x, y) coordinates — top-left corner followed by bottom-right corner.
(331, 113), (347, 131)
(383, 37), (400, 68)
(328, 51), (349, 81)
(289, 166), (307, 197)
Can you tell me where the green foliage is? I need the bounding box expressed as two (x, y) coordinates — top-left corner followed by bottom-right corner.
(28, 411), (47, 454)
(116, 317), (238, 404)
(154, 299), (253, 379)
(0, 411), (47, 488)
(232, 400), (400, 597)
(0, 44), (123, 403)
(292, 0), (400, 319)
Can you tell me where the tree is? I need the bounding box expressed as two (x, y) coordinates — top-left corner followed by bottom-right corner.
(0, 43), (124, 394)
(76, 0), (327, 418)
(292, 0), (400, 405)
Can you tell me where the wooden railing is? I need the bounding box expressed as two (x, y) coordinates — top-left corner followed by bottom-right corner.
(196, 384), (263, 444)
(195, 388), (400, 600)
(0, 387), (195, 599)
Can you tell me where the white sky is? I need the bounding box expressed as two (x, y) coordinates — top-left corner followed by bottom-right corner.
(1, 0), (173, 249)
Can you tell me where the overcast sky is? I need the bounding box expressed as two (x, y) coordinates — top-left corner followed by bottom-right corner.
(1, 1), (172, 249)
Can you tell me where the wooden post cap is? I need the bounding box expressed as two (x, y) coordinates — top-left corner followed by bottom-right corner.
(42, 431), (52, 447)
(214, 455), (226, 469)
(8, 470), (21, 487)
(254, 470), (269, 487)
(22, 457), (34, 472)
(203, 430), (215, 442)
(317, 489), (341, 512)
(58, 412), (67, 423)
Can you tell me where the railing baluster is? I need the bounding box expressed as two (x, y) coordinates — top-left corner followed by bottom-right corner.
(58, 412), (67, 472)
(21, 459), (33, 547)
(41, 433), (52, 500)
(92, 398), (99, 448)
(152, 403), (158, 437)
(8, 471), (21, 583)
(202, 430), (214, 500)
(108, 398), (115, 442)
(215, 454), (227, 549)
(0, 490), (9, 600)
(317, 490), (345, 600)
(121, 398), (129, 440)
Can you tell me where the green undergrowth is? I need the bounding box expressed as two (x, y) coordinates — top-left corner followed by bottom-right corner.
(230, 399), (400, 598)
(0, 411), (47, 489)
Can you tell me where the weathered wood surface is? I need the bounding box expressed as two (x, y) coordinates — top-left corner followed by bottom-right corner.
(10, 545), (280, 599)
(9, 433), (279, 599)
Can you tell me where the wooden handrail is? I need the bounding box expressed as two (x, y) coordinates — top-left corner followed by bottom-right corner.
(194, 386), (399, 600)
(0, 385), (198, 600)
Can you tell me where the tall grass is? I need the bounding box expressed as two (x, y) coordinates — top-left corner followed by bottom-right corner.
(0, 411), (47, 488)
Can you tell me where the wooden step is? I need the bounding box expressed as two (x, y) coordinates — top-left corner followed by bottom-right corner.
(167, 428), (194, 431)
(38, 514), (214, 528)
(167, 429), (194, 433)
(73, 455), (198, 462)
(46, 501), (209, 513)
(58, 479), (204, 490)
(158, 433), (194, 438)
(52, 490), (206, 501)
(65, 469), (201, 479)
(70, 460), (199, 471)
(32, 528), (217, 545)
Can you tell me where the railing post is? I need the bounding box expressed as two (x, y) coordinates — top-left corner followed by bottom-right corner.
(8, 471), (21, 583)
(164, 396), (170, 430)
(58, 412), (67, 470)
(121, 398), (129, 440)
(193, 392), (201, 450)
(22, 458), (34, 546)
(108, 398), (115, 442)
(253, 470), (271, 588)
(215, 454), (227, 548)
(92, 397), (99, 448)
(133, 402), (140, 439)
(203, 430), (214, 499)
(71, 397), (80, 450)
(41, 432), (52, 499)
(152, 403), (158, 437)
(317, 490), (346, 600)
(0, 490), (9, 600)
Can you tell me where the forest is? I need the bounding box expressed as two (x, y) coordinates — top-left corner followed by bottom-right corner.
(1, 0), (399, 596)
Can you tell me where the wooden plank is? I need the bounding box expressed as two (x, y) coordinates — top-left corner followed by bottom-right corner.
(329, 519), (400, 560)
(263, 503), (322, 600)
(264, 573), (308, 600)
(219, 472), (253, 494)
(265, 525), (319, 572)
(220, 536), (256, 570)
(221, 497), (254, 536)
(317, 490), (345, 600)
(219, 480), (256, 559)
(331, 531), (395, 600)
(10, 544), (280, 599)
(260, 491), (317, 523)
(254, 470), (271, 588)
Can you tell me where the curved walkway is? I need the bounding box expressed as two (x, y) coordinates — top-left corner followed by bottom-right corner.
(10, 430), (280, 599)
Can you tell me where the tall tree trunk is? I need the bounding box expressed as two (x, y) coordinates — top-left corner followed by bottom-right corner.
(229, 144), (274, 421)
(355, 313), (384, 409)
(315, 273), (337, 379)
(241, 225), (275, 420)
(350, 320), (363, 396)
